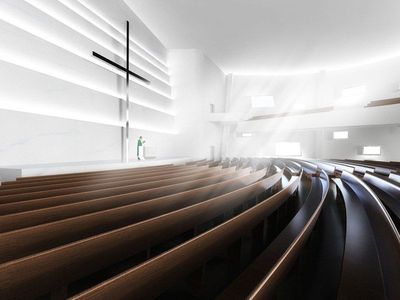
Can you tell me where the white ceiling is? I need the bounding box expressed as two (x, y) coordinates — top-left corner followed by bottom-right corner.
(125, 0), (400, 74)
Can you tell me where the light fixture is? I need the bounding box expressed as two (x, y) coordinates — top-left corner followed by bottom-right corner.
(0, 50), (174, 116)
(242, 133), (253, 137)
(76, 0), (169, 71)
(333, 131), (349, 139)
(363, 146), (381, 156)
(17, 0), (172, 99)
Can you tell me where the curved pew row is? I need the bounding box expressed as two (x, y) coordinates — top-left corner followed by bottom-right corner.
(389, 172), (400, 184)
(346, 160), (400, 178)
(0, 168), (250, 232)
(0, 166), (233, 215)
(0, 165), (214, 203)
(0, 167), (280, 299)
(341, 172), (400, 299)
(321, 161), (355, 175)
(70, 167), (298, 300)
(14, 159), (211, 181)
(292, 159), (321, 176)
(323, 160), (400, 229)
(331, 159), (376, 175)
(4, 164), (177, 183)
(218, 169), (329, 299)
(185, 158), (207, 165)
(1, 163), (182, 186)
(0, 169), (266, 263)
(314, 161), (336, 177)
(0, 164), (205, 192)
(196, 160), (214, 166)
(280, 160), (302, 176)
(317, 162), (400, 297)
(362, 171), (400, 228)
(341, 159), (396, 176)
(16, 161), (196, 181)
(333, 178), (385, 298)
(2, 157), (397, 300)
(364, 160), (400, 171)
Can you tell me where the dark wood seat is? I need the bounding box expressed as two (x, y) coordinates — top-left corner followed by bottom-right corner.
(0, 169), (263, 263)
(0, 165), (211, 202)
(0, 164), (204, 192)
(0, 168), (280, 300)
(218, 170), (328, 299)
(185, 159), (206, 165)
(389, 172), (400, 183)
(1, 158), (399, 300)
(0, 166), (233, 215)
(0, 168), (247, 232)
(332, 177), (385, 298)
(69, 170), (297, 300)
(340, 171), (400, 299)
(363, 171), (400, 224)
(1, 163), (179, 185)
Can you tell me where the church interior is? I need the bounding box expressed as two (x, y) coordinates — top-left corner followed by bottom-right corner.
(0, 0), (399, 299)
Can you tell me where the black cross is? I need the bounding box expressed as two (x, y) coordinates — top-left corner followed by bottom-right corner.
(92, 21), (150, 163)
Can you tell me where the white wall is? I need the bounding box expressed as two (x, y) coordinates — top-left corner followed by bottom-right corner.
(225, 130), (317, 159)
(0, 0), (228, 165)
(0, 0), (177, 166)
(168, 49), (226, 160)
(229, 55), (400, 114)
(316, 126), (400, 161)
(223, 56), (400, 161)
(225, 126), (400, 161)
(0, 110), (121, 166)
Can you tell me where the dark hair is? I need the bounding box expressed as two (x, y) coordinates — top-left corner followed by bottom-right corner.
(139, 136), (143, 138)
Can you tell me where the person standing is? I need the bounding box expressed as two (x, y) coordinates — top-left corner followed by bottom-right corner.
(137, 136), (145, 160)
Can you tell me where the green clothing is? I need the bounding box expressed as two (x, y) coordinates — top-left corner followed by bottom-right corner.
(137, 139), (143, 156)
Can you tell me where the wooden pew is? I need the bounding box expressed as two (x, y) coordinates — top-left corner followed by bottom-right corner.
(340, 171), (400, 299)
(0, 168), (249, 232)
(0, 166), (232, 215)
(333, 178), (386, 298)
(365, 160), (400, 169)
(281, 159), (302, 176)
(0, 164), (201, 191)
(292, 159), (319, 174)
(331, 159), (375, 175)
(1, 164), (179, 185)
(363, 171), (400, 199)
(0, 169), (263, 262)
(196, 160), (214, 166)
(321, 161), (355, 175)
(362, 171), (400, 228)
(389, 172), (400, 184)
(208, 160), (222, 167)
(0, 165), (211, 202)
(16, 163), (178, 179)
(69, 170), (298, 300)
(360, 160), (400, 175)
(0, 168), (280, 300)
(185, 159), (206, 165)
(315, 161), (336, 177)
(218, 171), (328, 299)
(343, 159), (395, 176)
